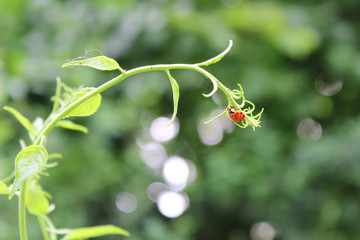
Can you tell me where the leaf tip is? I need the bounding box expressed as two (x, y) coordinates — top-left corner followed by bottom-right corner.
(8, 190), (15, 200)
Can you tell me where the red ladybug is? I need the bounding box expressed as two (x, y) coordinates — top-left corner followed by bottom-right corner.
(227, 106), (245, 123)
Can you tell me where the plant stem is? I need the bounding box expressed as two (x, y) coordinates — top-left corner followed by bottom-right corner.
(19, 181), (28, 240)
(38, 215), (50, 240)
(33, 63), (222, 145)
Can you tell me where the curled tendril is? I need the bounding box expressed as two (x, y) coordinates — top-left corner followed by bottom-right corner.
(160, 40), (263, 131)
(230, 84), (244, 99)
(205, 83), (263, 131)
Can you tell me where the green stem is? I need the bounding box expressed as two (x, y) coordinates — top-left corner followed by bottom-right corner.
(38, 215), (50, 240)
(33, 63), (224, 145)
(42, 215), (57, 240)
(19, 181), (28, 240)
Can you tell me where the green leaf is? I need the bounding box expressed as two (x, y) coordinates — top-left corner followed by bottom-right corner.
(0, 181), (9, 194)
(196, 40), (233, 67)
(165, 70), (180, 125)
(64, 88), (102, 118)
(52, 77), (63, 113)
(25, 179), (50, 215)
(9, 145), (48, 199)
(61, 225), (129, 240)
(62, 56), (121, 71)
(56, 120), (88, 133)
(48, 153), (63, 160)
(3, 106), (34, 136)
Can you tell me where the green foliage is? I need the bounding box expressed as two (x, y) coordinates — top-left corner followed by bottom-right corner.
(62, 56), (124, 72)
(3, 106), (35, 140)
(9, 145), (48, 199)
(0, 181), (9, 194)
(165, 70), (180, 125)
(64, 88), (102, 118)
(196, 40), (233, 66)
(60, 225), (129, 240)
(56, 120), (88, 134)
(25, 178), (50, 215)
(2, 33), (262, 239)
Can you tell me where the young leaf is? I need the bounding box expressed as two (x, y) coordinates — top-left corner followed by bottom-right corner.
(62, 56), (122, 71)
(165, 70), (179, 125)
(61, 225), (129, 240)
(48, 153), (63, 160)
(25, 179), (50, 215)
(9, 145), (48, 199)
(0, 181), (9, 194)
(3, 106), (34, 136)
(196, 40), (233, 67)
(52, 77), (63, 113)
(64, 88), (102, 118)
(56, 120), (88, 133)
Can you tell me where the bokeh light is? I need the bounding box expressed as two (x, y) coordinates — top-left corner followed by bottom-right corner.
(157, 191), (189, 218)
(250, 222), (277, 240)
(315, 78), (343, 96)
(115, 192), (137, 213)
(198, 119), (223, 145)
(163, 156), (189, 191)
(198, 109), (235, 145)
(147, 182), (168, 202)
(150, 117), (179, 142)
(297, 118), (322, 142)
(140, 142), (167, 168)
(185, 160), (197, 183)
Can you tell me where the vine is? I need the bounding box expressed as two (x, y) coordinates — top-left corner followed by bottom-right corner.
(0, 40), (263, 240)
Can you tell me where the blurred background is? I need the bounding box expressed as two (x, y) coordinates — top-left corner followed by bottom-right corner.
(1, 0), (360, 239)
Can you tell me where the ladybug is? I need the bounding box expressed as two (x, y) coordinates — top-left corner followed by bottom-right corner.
(227, 106), (245, 123)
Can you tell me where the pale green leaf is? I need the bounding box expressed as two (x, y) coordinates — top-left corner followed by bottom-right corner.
(56, 120), (88, 133)
(9, 145), (48, 199)
(62, 56), (121, 71)
(61, 225), (129, 240)
(48, 153), (63, 160)
(165, 70), (179, 125)
(196, 40), (233, 67)
(0, 181), (9, 194)
(64, 88), (102, 118)
(52, 77), (62, 113)
(25, 179), (50, 215)
(3, 106), (34, 135)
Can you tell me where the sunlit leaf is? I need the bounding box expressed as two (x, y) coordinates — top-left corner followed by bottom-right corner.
(165, 70), (179, 125)
(0, 181), (9, 195)
(48, 153), (63, 160)
(56, 120), (88, 133)
(9, 145), (48, 199)
(3, 106), (34, 136)
(25, 179), (50, 215)
(64, 88), (102, 118)
(196, 40), (233, 67)
(62, 56), (121, 71)
(61, 225), (129, 240)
